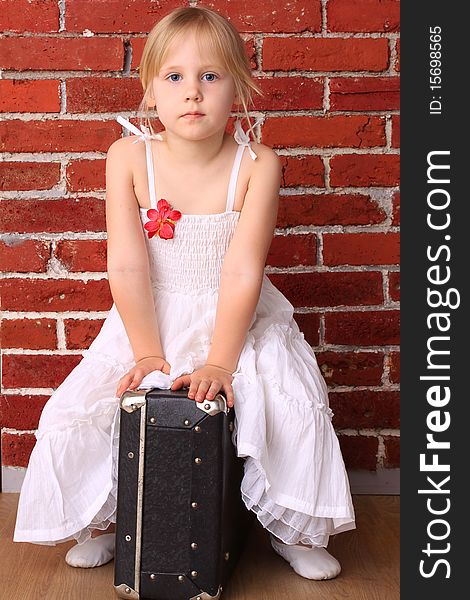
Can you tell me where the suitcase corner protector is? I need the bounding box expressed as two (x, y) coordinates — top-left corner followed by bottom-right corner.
(114, 583), (139, 599)
(120, 389), (147, 412)
(195, 393), (229, 416)
(190, 585), (223, 600)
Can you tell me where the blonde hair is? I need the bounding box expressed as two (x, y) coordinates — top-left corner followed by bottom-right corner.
(136, 5), (264, 140)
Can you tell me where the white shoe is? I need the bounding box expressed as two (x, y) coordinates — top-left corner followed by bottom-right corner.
(65, 533), (115, 568)
(270, 534), (341, 580)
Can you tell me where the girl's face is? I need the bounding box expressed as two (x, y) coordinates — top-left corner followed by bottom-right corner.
(150, 30), (237, 141)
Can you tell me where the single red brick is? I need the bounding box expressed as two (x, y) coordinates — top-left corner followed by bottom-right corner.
(325, 311), (400, 346)
(391, 115), (400, 148)
(317, 351), (384, 386)
(0, 162), (60, 191)
(2, 354), (82, 389)
(66, 159), (106, 192)
(337, 435), (379, 470)
(277, 194), (386, 227)
(1, 432), (37, 468)
(395, 39), (400, 72)
(263, 116), (386, 149)
(130, 37), (146, 70)
(293, 313), (321, 346)
(280, 156), (325, 189)
(0, 278), (112, 312)
(0, 119), (121, 152)
(1, 198), (106, 234)
(208, 0), (322, 33)
(268, 271), (383, 308)
(327, 0), (400, 33)
(383, 436), (400, 468)
(389, 352), (400, 383)
(392, 191), (400, 226)
(330, 77), (400, 111)
(67, 77), (143, 113)
(0, 0), (59, 33)
(323, 233), (400, 266)
(253, 77), (324, 111)
(389, 272), (400, 301)
(64, 318), (106, 350)
(0, 37), (123, 71)
(0, 240), (50, 272)
(267, 234), (317, 267)
(0, 394), (49, 430)
(263, 37), (389, 72)
(0, 80), (60, 113)
(330, 154), (400, 187)
(2, 318), (57, 350)
(55, 240), (107, 272)
(330, 390), (400, 429)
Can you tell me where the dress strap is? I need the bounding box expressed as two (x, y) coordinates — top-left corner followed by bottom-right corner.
(226, 116), (262, 212)
(116, 116), (161, 210)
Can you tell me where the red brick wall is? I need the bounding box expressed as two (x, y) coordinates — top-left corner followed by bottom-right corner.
(0, 0), (400, 474)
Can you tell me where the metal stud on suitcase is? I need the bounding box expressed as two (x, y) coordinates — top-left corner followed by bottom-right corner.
(113, 387), (253, 600)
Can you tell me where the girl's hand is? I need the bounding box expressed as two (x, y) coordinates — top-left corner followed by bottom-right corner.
(116, 356), (171, 397)
(171, 363), (235, 408)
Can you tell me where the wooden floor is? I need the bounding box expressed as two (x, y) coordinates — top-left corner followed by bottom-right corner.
(1, 494), (399, 600)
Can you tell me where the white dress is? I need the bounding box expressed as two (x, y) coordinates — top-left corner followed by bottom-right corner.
(13, 116), (355, 548)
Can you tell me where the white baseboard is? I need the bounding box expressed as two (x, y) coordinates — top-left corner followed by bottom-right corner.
(348, 468), (400, 494)
(2, 466), (400, 495)
(1, 467), (26, 492)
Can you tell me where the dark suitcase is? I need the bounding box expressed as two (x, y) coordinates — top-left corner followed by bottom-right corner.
(113, 387), (253, 600)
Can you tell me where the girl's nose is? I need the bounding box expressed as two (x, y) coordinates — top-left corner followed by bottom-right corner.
(186, 91), (201, 101)
(185, 78), (202, 101)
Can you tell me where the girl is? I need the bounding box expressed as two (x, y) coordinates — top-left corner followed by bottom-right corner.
(13, 6), (355, 580)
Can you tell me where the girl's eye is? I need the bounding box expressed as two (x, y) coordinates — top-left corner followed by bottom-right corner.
(203, 73), (218, 82)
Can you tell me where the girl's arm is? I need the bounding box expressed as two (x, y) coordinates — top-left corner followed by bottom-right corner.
(105, 138), (164, 363)
(206, 145), (282, 371)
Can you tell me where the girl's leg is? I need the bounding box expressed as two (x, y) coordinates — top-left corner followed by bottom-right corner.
(270, 534), (341, 580)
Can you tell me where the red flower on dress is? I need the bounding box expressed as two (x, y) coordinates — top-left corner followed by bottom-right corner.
(143, 199), (182, 240)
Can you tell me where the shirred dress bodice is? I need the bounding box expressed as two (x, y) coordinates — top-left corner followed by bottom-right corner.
(139, 209), (240, 294)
